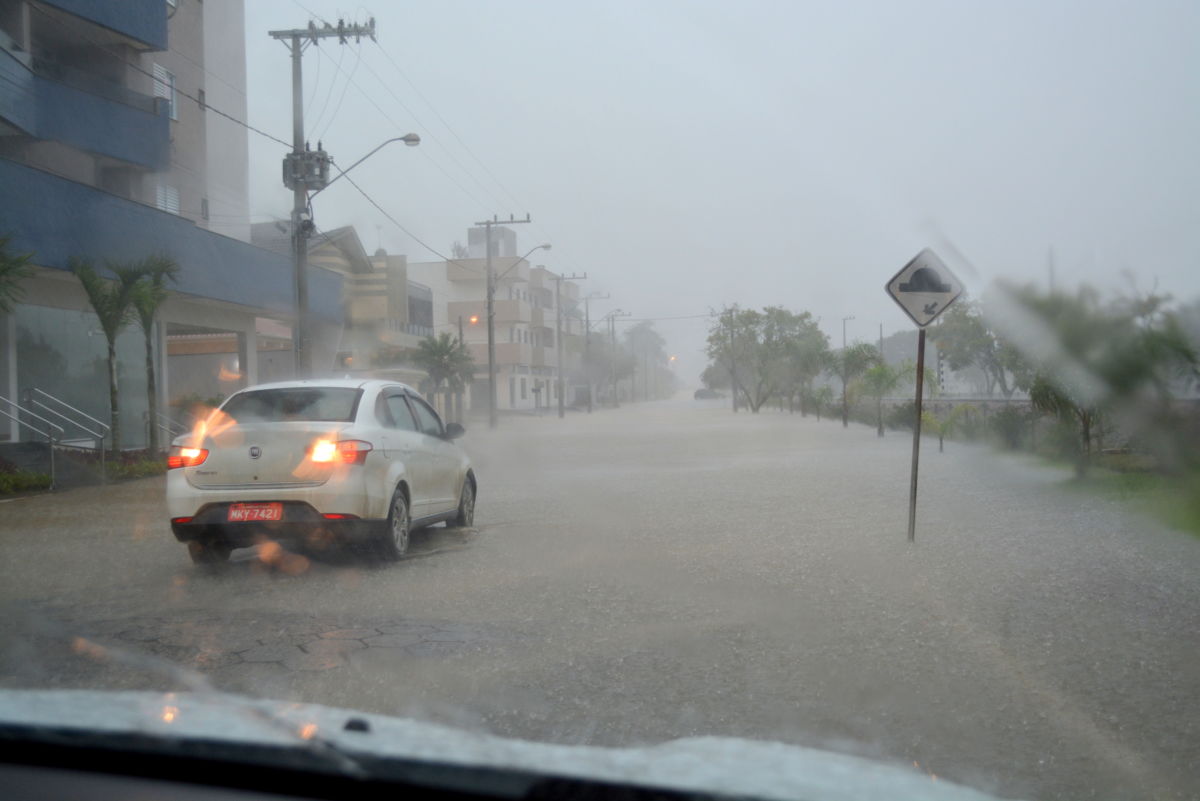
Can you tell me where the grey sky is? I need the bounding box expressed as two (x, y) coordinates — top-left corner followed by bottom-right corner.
(243, 1), (1200, 380)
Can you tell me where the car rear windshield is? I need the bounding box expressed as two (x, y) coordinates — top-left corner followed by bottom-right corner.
(220, 388), (362, 423)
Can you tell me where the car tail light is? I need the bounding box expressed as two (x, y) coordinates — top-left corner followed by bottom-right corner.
(167, 446), (209, 469)
(171, 517), (194, 524)
(321, 513), (360, 520)
(310, 439), (372, 466)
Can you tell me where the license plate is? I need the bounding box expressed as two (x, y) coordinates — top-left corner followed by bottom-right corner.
(227, 503), (283, 522)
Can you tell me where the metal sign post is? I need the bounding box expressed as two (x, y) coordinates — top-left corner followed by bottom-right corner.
(885, 248), (963, 542)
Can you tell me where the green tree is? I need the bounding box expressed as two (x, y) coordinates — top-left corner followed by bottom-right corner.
(412, 332), (474, 414)
(71, 258), (145, 454)
(0, 235), (34, 314)
(705, 306), (816, 413)
(130, 255), (179, 455)
(858, 362), (905, 437)
(1003, 283), (1197, 476)
(921, 403), (975, 452)
(779, 313), (829, 415)
(825, 342), (881, 428)
(811, 385), (835, 421)
(932, 299), (1024, 398)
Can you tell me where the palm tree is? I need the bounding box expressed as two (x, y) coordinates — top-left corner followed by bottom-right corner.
(71, 258), (144, 455)
(812, 385), (835, 421)
(412, 332), (474, 417)
(921, 403), (975, 452)
(130, 255), (179, 455)
(826, 343), (881, 428)
(858, 362), (904, 437)
(0, 235), (34, 314)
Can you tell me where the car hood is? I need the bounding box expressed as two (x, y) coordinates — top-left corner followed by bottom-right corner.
(0, 689), (1014, 801)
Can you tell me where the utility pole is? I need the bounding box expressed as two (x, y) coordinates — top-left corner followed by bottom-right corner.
(474, 215), (532, 429)
(551, 271), (587, 419)
(582, 293), (609, 413)
(270, 18), (376, 377)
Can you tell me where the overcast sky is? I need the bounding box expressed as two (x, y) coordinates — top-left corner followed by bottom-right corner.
(242, 1), (1200, 381)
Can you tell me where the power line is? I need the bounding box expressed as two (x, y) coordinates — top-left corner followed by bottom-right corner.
(617, 314), (717, 323)
(315, 43), (360, 142)
(341, 173), (456, 263)
(301, 38), (494, 214)
(288, 2), (560, 247)
(28, 3), (293, 151)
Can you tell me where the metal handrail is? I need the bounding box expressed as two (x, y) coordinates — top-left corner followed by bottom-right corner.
(157, 412), (187, 435)
(0, 395), (65, 436)
(28, 388), (108, 433)
(28, 399), (106, 441)
(19, 390), (106, 483)
(0, 407), (51, 440)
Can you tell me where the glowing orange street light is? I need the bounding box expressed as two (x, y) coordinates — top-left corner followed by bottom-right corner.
(469, 315), (479, 325)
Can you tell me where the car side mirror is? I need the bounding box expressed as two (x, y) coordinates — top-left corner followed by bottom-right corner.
(444, 422), (465, 440)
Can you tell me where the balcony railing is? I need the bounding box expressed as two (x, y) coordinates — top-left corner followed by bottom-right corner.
(31, 54), (158, 114)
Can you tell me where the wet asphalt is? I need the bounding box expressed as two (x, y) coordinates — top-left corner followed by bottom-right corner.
(0, 399), (1197, 800)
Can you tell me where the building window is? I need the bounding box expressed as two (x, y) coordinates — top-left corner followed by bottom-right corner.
(156, 184), (180, 215)
(200, 197), (209, 220)
(153, 63), (177, 120)
(509, 377), (515, 405)
(520, 378), (527, 400)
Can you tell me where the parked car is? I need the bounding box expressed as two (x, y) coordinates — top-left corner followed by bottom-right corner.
(693, 388), (723, 400)
(166, 379), (475, 564)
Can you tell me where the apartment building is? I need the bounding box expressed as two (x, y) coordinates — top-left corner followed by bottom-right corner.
(252, 224), (433, 385)
(0, 0), (342, 448)
(408, 230), (584, 414)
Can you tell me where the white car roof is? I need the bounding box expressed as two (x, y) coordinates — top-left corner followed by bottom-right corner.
(227, 378), (417, 394)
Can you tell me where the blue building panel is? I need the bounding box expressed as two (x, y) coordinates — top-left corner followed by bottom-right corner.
(0, 48), (169, 170)
(0, 159), (343, 323)
(0, 49), (35, 134)
(40, 0), (168, 51)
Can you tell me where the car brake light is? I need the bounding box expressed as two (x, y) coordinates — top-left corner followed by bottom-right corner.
(171, 517), (193, 524)
(310, 439), (372, 466)
(167, 446), (208, 469)
(321, 513), (360, 520)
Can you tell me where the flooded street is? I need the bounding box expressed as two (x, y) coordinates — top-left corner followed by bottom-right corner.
(2, 400), (1198, 800)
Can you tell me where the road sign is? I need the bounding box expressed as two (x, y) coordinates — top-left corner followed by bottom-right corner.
(885, 248), (963, 328)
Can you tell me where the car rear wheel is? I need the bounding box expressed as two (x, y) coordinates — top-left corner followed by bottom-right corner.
(453, 476), (475, 528)
(369, 488), (410, 562)
(187, 540), (231, 565)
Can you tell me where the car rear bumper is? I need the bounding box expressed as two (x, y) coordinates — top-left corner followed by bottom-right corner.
(171, 501), (379, 550)
(166, 469), (386, 520)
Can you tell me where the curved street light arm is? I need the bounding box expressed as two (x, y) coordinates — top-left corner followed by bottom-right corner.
(495, 244), (551, 283)
(310, 134), (420, 200)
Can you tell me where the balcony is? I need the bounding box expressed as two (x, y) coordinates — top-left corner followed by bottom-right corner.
(40, 0), (168, 51)
(0, 45), (169, 169)
(0, 159), (343, 322)
(492, 299), (531, 324)
(493, 343), (532, 366)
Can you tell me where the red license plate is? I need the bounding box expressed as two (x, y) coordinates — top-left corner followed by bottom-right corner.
(227, 503), (283, 522)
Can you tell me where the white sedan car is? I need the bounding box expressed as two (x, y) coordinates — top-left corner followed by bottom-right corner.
(166, 379), (475, 565)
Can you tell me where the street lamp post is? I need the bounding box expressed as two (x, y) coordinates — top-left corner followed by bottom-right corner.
(486, 242), (550, 428)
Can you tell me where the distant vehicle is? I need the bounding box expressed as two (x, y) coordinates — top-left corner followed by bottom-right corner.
(693, 388), (722, 400)
(166, 379), (475, 565)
